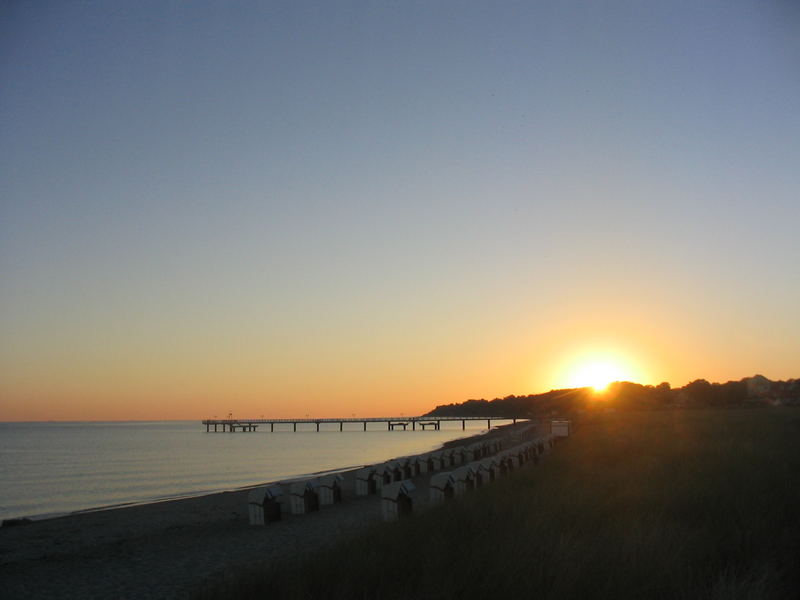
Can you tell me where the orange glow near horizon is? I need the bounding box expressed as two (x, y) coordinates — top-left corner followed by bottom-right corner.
(554, 345), (648, 393)
(568, 361), (626, 392)
(0, 316), (791, 421)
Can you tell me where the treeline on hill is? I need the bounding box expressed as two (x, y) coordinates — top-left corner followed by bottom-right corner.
(426, 375), (800, 417)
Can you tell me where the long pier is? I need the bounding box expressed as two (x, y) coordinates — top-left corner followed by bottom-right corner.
(201, 416), (518, 433)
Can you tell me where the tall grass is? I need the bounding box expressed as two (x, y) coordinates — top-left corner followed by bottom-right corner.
(198, 410), (800, 599)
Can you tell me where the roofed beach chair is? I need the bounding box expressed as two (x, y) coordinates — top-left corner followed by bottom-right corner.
(479, 457), (498, 482)
(452, 465), (476, 494)
(248, 485), (284, 525)
(385, 460), (405, 483)
(430, 451), (448, 471)
(318, 473), (344, 505)
(496, 452), (511, 476)
(374, 463), (395, 490)
(355, 467), (377, 496)
(289, 479), (321, 515)
(444, 447), (463, 467)
(467, 442), (486, 461)
(469, 461), (489, 487)
(411, 454), (428, 475)
(402, 457), (416, 479)
(429, 472), (456, 505)
(381, 480), (416, 522)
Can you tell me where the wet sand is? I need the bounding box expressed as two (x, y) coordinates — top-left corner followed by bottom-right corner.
(0, 422), (535, 599)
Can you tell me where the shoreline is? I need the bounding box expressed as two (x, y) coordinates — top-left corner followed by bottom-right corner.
(5, 422), (514, 524)
(0, 421), (533, 599)
(17, 463), (369, 524)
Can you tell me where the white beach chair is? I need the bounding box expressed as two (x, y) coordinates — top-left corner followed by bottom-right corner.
(318, 473), (344, 505)
(248, 485), (284, 525)
(289, 479), (321, 515)
(452, 465), (476, 494)
(479, 457), (498, 482)
(552, 420), (571, 437)
(468, 461), (488, 487)
(381, 480), (416, 522)
(430, 451), (448, 471)
(412, 454), (429, 475)
(374, 463), (394, 490)
(355, 467), (377, 496)
(466, 442), (485, 461)
(429, 472), (456, 504)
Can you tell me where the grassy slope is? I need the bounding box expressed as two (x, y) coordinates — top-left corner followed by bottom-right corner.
(199, 410), (800, 599)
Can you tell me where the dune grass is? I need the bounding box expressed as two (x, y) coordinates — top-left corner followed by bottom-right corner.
(198, 409), (800, 599)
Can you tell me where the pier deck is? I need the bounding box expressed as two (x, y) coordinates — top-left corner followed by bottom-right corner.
(201, 416), (519, 433)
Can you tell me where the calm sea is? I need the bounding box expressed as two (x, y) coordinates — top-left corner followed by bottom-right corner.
(0, 419), (505, 521)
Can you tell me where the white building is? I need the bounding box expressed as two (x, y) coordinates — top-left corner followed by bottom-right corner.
(551, 420), (571, 437)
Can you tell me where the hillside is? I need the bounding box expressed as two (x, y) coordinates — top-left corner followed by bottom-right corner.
(426, 375), (800, 417)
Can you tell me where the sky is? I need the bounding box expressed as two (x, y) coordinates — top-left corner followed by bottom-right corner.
(1, 1), (799, 420)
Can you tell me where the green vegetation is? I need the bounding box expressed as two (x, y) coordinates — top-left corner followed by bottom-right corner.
(199, 410), (800, 599)
(429, 375), (800, 417)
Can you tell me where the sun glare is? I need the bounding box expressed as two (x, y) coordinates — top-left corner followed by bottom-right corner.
(570, 362), (625, 392)
(563, 354), (636, 393)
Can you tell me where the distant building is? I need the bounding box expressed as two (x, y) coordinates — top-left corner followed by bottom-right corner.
(746, 375), (772, 398)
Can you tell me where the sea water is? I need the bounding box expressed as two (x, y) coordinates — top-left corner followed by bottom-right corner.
(0, 419), (506, 521)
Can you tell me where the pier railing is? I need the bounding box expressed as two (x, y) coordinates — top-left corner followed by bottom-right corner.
(201, 416), (522, 433)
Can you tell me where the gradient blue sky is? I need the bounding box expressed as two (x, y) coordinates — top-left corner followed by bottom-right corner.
(2, 1), (799, 419)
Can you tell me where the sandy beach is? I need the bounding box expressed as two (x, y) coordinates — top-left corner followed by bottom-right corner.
(0, 423), (535, 599)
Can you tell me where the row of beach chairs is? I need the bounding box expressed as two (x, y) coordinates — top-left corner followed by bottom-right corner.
(428, 435), (554, 506)
(382, 433), (557, 521)
(249, 420), (571, 526)
(355, 437), (504, 497)
(248, 473), (346, 525)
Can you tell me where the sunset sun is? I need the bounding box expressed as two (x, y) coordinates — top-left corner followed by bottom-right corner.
(561, 352), (638, 393)
(569, 362), (627, 392)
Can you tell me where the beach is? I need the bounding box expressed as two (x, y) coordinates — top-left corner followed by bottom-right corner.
(0, 423), (533, 599)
